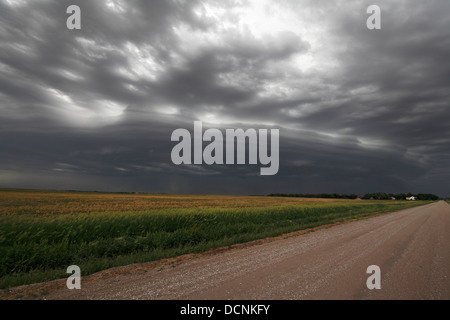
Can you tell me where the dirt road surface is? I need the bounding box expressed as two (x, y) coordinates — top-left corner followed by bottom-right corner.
(4, 201), (450, 300)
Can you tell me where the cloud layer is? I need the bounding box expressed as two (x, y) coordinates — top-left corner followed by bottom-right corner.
(1, 0), (449, 196)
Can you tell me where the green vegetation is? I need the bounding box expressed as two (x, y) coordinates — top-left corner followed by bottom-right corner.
(0, 189), (431, 289)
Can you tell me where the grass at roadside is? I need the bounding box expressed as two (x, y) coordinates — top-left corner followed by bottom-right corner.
(0, 189), (431, 289)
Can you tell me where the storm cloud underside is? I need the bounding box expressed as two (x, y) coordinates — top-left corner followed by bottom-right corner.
(1, 0), (449, 196)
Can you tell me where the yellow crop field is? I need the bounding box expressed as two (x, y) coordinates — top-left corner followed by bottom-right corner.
(0, 189), (361, 216)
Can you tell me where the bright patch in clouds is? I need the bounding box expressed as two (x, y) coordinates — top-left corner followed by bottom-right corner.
(124, 42), (165, 82)
(155, 105), (179, 116)
(5, 0), (27, 7)
(105, 0), (127, 13)
(45, 88), (125, 126)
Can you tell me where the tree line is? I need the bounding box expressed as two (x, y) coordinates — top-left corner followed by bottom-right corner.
(268, 192), (440, 200)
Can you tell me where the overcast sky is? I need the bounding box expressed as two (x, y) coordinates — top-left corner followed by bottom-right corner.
(1, 0), (449, 196)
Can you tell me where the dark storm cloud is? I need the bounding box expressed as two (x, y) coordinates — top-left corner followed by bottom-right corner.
(1, 0), (449, 196)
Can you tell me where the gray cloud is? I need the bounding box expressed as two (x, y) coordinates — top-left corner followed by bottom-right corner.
(1, 0), (449, 197)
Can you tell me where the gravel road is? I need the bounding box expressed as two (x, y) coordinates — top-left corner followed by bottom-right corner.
(5, 201), (450, 300)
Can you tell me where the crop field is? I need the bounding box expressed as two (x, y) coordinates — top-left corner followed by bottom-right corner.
(0, 189), (430, 289)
